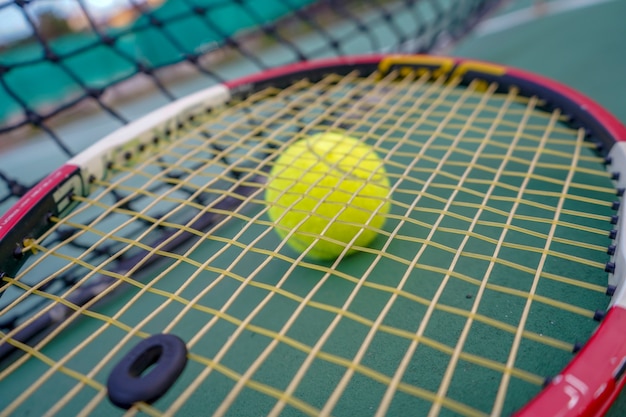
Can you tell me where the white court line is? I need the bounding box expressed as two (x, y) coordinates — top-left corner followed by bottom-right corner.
(475, 0), (617, 37)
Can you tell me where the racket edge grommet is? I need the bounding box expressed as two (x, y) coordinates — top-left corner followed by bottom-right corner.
(606, 284), (617, 296)
(593, 310), (606, 322)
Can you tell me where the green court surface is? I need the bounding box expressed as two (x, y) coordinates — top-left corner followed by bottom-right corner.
(453, 0), (626, 123)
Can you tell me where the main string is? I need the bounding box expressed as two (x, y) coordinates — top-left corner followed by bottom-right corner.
(1, 68), (615, 416)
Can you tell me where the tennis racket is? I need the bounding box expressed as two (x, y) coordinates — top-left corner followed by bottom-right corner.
(1, 54), (625, 417)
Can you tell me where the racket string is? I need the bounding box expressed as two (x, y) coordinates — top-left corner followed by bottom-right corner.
(400, 83), (537, 416)
(0, 70), (616, 416)
(491, 118), (589, 415)
(0, 71), (388, 412)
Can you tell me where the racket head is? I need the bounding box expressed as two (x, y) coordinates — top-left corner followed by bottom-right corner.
(1, 54), (626, 417)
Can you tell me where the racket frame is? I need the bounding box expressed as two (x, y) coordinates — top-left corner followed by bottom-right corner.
(1, 54), (626, 417)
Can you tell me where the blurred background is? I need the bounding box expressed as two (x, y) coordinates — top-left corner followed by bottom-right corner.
(1, 1), (623, 191)
(0, 0), (625, 413)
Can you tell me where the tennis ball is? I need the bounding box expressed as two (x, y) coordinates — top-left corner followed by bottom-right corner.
(265, 132), (391, 260)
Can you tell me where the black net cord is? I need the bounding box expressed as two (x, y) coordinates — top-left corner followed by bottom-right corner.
(0, 0), (506, 205)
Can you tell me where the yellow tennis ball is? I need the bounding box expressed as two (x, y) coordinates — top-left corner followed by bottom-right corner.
(265, 132), (391, 260)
